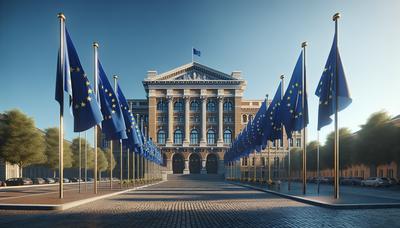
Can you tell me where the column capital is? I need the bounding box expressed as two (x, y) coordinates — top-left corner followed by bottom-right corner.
(217, 96), (224, 102)
(200, 95), (207, 101)
(183, 95), (190, 100)
(166, 95), (173, 102)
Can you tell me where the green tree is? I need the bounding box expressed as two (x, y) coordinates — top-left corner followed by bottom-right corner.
(319, 128), (352, 171)
(97, 147), (108, 180)
(103, 147), (116, 173)
(0, 109), (46, 177)
(71, 137), (93, 169)
(43, 127), (73, 177)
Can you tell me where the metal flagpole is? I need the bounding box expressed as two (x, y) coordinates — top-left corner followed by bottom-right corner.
(120, 140), (123, 188)
(302, 41), (308, 195)
(127, 148), (130, 186)
(268, 143), (271, 183)
(110, 141), (113, 189)
(333, 12), (341, 199)
(57, 12), (65, 199)
(132, 152), (136, 186)
(93, 42), (99, 194)
(288, 139), (291, 191)
(79, 133), (81, 193)
(317, 130), (320, 194)
(192, 47), (194, 63)
(276, 75), (284, 181)
(253, 155), (256, 181)
(85, 131), (88, 191)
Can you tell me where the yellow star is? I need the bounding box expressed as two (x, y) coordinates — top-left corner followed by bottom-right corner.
(111, 110), (115, 114)
(88, 89), (92, 94)
(109, 93), (112, 97)
(112, 104), (116, 108)
(86, 81), (90, 86)
(81, 102), (86, 107)
(87, 96), (92, 101)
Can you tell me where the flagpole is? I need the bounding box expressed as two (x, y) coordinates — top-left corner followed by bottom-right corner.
(93, 42), (99, 194)
(278, 74), (284, 181)
(57, 12), (65, 199)
(127, 148), (130, 186)
(302, 41), (308, 195)
(317, 130), (320, 194)
(85, 131), (88, 192)
(288, 139), (291, 191)
(333, 12), (341, 199)
(191, 47), (194, 63)
(79, 133), (81, 193)
(110, 140), (113, 189)
(129, 101), (136, 187)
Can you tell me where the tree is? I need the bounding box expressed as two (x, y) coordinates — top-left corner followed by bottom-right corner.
(319, 128), (352, 171)
(43, 127), (73, 177)
(103, 147), (116, 173)
(71, 137), (93, 169)
(0, 109), (46, 177)
(97, 147), (108, 180)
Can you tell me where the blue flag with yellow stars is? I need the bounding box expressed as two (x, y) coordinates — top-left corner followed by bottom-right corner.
(55, 26), (72, 107)
(262, 82), (282, 147)
(97, 60), (127, 140)
(252, 100), (267, 152)
(280, 51), (309, 139)
(315, 33), (351, 130)
(116, 84), (143, 153)
(64, 28), (103, 132)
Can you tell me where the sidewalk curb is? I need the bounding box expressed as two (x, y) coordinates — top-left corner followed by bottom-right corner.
(229, 181), (400, 210)
(0, 181), (165, 211)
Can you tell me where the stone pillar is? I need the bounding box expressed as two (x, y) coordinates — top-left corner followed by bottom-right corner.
(217, 96), (224, 146)
(201, 159), (207, 174)
(166, 96), (173, 144)
(184, 159), (189, 174)
(183, 96), (190, 146)
(200, 95), (207, 145)
(166, 158), (173, 174)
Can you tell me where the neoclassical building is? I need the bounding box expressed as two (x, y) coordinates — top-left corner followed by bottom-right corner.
(128, 62), (303, 177)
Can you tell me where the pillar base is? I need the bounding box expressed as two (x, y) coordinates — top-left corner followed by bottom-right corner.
(201, 169), (207, 174)
(183, 169), (190, 174)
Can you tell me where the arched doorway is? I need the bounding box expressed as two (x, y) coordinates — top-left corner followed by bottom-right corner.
(206, 154), (218, 174)
(172, 153), (184, 174)
(189, 153), (201, 174)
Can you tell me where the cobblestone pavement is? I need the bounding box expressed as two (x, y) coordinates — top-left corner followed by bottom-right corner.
(0, 176), (399, 228)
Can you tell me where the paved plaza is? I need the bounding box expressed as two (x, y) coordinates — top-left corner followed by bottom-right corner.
(0, 175), (399, 228)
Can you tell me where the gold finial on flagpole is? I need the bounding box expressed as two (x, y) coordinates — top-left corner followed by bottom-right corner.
(57, 13), (66, 20)
(302, 41), (308, 48)
(280, 74), (284, 80)
(333, 13), (341, 21)
(93, 42), (99, 48)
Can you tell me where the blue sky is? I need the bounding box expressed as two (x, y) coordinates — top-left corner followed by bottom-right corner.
(1, 0), (399, 144)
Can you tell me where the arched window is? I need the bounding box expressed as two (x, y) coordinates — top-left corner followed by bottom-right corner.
(174, 129), (183, 144)
(223, 129), (232, 144)
(157, 130), (166, 144)
(190, 129), (199, 144)
(207, 101), (216, 112)
(157, 100), (166, 111)
(242, 114), (247, 123)
(190, 100), (199, 111)
(174, 100), (183, 112)
(223, 101), (233, 111)
(207, 129), (216, 144)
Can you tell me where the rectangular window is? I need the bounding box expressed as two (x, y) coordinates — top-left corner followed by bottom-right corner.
(289, 139), (293, 147)
(296, 138), (301, 147)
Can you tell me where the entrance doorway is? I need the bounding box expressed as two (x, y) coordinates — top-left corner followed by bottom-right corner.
(172, 153), (184, 174)
(189, 153), (201, 174)
(206, 154), (218, 174)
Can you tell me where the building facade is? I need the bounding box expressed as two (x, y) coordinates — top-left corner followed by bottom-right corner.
(129, 62), (303, 177)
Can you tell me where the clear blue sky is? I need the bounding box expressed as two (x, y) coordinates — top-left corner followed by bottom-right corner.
(1, 0), (399, 144)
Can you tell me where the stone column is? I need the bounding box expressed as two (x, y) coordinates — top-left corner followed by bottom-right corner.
(184, 159), (190, 174)
(200, 96), (207, 145)
(166, 96), (173, 144)
(183, 96), (190, 146)
(217, 96), (224, 146)
(201, 159), (207, 174)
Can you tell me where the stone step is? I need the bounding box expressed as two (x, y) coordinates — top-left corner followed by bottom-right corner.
(167, 174), (224, 181)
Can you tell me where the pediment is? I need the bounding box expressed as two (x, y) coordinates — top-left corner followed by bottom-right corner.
(150, 62), (237, 82)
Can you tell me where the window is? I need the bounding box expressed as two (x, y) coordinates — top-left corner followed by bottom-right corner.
(174, 100), (183, 112)
(280, 139), (283, 147)
(207, 129), (216, 144)
(174, 129), (183, 144)
(190, 129), (199, 144)
(223, 101), (233, 111)
(388, 169), (394, 178)
(296, 138), (301, 147)
(242, 157), (248, 166)
(261, 157), (266, 167)
(208, 116), (216, 123)
(157, 101), (166, 111)
(207, 101), (216, 112)
(190, 100), (199, 111)
(223, 129), (232, 144)
(157, 130), (166, 144)
(224, 116), (233, 123)
(252, 157), (255, 166)
(242, 115), (247, 123)
(289, 139), (293, 147)
(248, 115), (253, 122)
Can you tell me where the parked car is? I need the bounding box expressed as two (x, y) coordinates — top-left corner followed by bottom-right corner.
(44, 177), (56, 184)
(63, 178), (70, 183)
(361, 177), (388, 187)
(87, 178), (94, 182)
(381, 177), (395, 186)
(341, 177), (363, 186)
(32, 178), (46, 185)
(5, 178), (33, 186)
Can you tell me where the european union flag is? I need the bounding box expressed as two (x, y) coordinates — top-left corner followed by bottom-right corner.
(262, 82), (282, 146)
(117, 84), (143, 153)
(252, 100), (267, 152)
(280, 51), (309, 139)
(193, 48), (201, 57)
(97, 61), (127, 140)
(55, 26), (72, 107)
(63, 28), (103, 132)
(315, 33), (351, 130)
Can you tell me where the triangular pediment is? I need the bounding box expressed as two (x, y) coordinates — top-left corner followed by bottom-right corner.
(151, 62), (237, 81)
